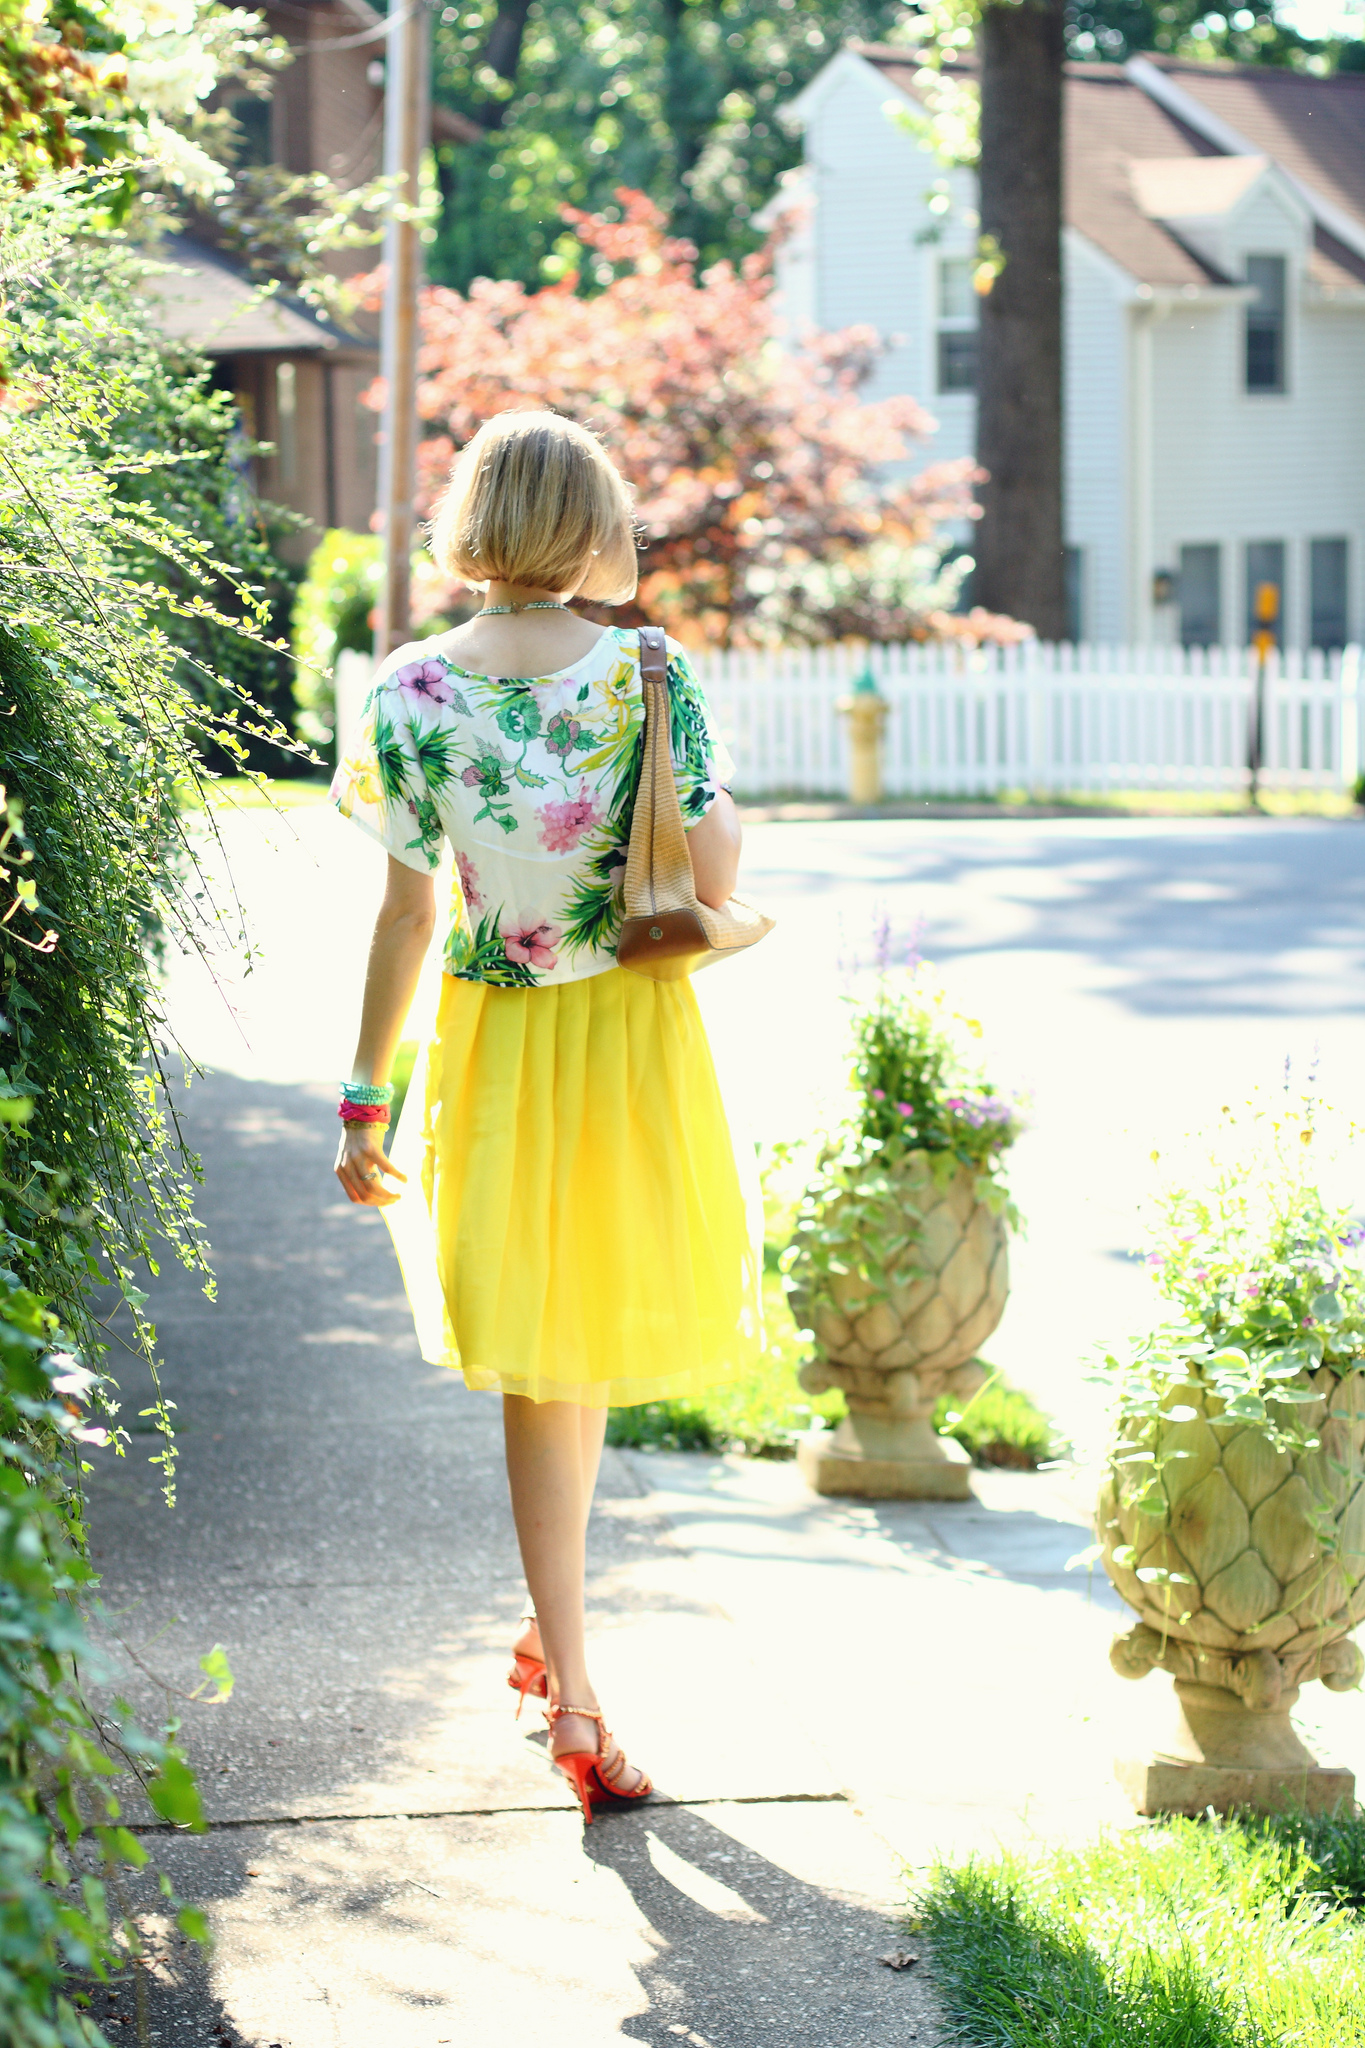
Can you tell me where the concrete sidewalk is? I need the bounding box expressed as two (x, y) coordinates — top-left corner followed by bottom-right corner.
(83, 1074), (939, 2048)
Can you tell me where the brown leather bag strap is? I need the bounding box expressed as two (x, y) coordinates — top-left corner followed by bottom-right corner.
(623, 627), (693, 919)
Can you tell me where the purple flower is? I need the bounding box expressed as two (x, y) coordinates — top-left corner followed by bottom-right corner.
(395, 658), (457, 706)
(897, 1102), (914, 1117)
(870, 1088), (886, 1102)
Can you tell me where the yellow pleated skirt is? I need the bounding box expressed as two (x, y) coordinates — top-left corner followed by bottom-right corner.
(383, 966), (763, 1406)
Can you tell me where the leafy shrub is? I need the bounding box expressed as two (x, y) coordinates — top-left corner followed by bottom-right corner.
(1089, 1087), (1365, 1497)
(933, 1374), (1062, 1469)
(0, 171), (286, 2039)
(0, 1251), (212, 2048)
(847, 960), (1025, 1168)
(292, 530), (382, 749)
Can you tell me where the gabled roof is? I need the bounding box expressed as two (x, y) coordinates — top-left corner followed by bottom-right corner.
(832, 44), (1365, 293)
(139, 237), (377, 357)
(1132, 56), (1365, 244)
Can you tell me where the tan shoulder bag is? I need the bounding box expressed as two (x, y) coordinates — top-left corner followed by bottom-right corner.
(616, 626), (775, 981)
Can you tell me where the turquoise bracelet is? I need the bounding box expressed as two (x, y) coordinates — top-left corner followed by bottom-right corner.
(341, 1080), (394, 1106)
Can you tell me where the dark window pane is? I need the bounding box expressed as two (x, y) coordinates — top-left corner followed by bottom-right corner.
(1179, 544), (1221, 647)
(1310, 538), (1349, 650)
(1245, 255), (1286, 393)
(230, 95), (272, 168)
(1064, 546), (1083, 643)
(937, 329), (977, 393)
(1245, 539), (1285, 647)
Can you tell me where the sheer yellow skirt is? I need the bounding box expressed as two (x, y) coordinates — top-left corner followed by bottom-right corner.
(383, 966), (763, 1406)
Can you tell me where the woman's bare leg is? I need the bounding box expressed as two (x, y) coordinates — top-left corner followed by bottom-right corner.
(514, 1404), (608, 1660)
(503, 1395), (640, 1788)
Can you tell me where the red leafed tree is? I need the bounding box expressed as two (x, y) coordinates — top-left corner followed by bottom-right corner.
(397, 191), (1024, 649)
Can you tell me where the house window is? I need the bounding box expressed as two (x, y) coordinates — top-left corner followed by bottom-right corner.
(229, 95), (271, 168)
(1244, 256), (1286, 393)
(936, 257), (977, 394)
(274, 361), (298, 486)
(1310, 538), (1349, 651)
(1064, 546), (1084, 644)
(1179, 544), (1222, 647)
(1245, 539), (1285, 648)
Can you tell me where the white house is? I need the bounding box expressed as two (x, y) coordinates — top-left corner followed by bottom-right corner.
(771, 48), (1365, 648)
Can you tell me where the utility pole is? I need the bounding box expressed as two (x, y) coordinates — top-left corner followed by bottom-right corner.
(373, 0), (430, 662)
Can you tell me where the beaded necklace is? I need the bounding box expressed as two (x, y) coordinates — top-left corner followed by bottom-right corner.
(478, 599), (569, 617)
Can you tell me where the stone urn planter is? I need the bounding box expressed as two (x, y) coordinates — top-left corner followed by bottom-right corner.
(788, 1147), (1009, 1499)
(1098, 1365), (1365, 1815)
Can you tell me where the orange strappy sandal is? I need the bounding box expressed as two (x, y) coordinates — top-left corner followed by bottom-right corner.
(546, 1702), (652, 1825)
(507, 1611), (547, 1719)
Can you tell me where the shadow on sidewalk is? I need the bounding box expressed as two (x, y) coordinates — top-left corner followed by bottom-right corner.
(582, 1802), (938, 2047)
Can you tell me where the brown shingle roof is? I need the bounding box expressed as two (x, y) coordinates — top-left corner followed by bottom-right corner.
(1144, 58), (1365, 233)
(849, 44), (1365, 290)
(140, 237), (376, 357)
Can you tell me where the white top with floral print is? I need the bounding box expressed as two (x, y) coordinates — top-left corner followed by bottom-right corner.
(330, 625), (734, 989)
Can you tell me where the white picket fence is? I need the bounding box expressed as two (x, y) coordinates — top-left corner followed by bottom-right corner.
(336, 640), (1365, 800)
(694, 642), (1365, 800)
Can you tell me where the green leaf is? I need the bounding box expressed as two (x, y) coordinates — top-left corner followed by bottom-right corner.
(195, 1643), (234, 1703)
(177, 1905), (211, 1944)
(146, 1751), (205, 1831)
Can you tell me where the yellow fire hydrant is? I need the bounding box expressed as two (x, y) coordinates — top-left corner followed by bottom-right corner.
(836, 668), (889, 806)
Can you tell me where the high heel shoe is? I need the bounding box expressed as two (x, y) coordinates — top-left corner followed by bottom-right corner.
(507, 1650), (547, 1718)
(545, 1702), (652, 1826)
(507, 1609), (547, 1719)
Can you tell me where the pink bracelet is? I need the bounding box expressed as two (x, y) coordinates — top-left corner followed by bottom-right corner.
(338, 1102), (391, 1124)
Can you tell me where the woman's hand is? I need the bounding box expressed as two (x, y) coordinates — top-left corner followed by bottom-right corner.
(335, 1122), (407, 1207)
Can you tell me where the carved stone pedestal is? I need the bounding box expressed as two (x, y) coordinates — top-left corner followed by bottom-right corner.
(797, 1413), (973, 1501)
(1117, 1677), (1354, 1817)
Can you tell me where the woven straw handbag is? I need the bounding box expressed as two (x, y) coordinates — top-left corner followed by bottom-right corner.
(616, 626), (775, 981)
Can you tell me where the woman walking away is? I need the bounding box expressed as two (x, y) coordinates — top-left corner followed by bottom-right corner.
(329, 410), (762, 1821)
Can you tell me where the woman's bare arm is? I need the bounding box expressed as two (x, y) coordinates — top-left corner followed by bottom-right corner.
(335, 856), (437, 1207)
(687, 790), (742, 910)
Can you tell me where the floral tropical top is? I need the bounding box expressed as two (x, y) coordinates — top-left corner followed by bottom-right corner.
(330, 625), (735, 989)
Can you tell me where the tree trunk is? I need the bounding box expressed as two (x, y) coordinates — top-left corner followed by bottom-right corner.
(974, 0), (1066, 639)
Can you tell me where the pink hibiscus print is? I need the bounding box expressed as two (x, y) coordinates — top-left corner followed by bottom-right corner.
(537, 782), (603, 854)
(395, 658), (457, 705)
(501, 917), (561, 972)
(456, 851), (483, 912)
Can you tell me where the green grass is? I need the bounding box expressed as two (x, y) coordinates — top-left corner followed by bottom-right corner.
(934, 1376), (1063, 1469)
(914, 1812), (1365, 2047)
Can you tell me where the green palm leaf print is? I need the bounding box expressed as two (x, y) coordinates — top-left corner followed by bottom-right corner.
(411, 721), (458, 793)
(372, 709), (409, 807)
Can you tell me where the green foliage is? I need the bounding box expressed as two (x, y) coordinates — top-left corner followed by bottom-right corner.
(1250, 1807), (1365, 1914)
(0, 169), (288, 2039)
(1090, 1090), (1365, 1514)
(429, 0), (918, 290)
(1064, 0), (1362, 70)
(848, 962), (1024, 1165)
(291, 530), (381, 750)
(933, 1372), (1062, 1468)
(0, 1248), (210, 2048)
(914, 1813), (1365, 2046)
(782, 954), (1021, 1331)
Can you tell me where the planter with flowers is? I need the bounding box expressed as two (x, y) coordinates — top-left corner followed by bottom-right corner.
(785, 965), (1022, 1499)
(1095, 1091), (1365, 1814)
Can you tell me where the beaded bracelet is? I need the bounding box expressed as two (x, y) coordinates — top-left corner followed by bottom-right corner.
(338, 1101), (391, 1125)
(341, 1080), (394, 1106)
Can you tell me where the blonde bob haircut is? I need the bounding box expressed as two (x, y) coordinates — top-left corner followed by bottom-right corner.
(430, 410), (639, 604)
